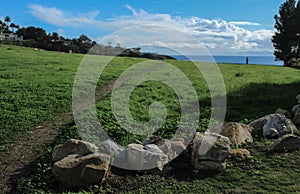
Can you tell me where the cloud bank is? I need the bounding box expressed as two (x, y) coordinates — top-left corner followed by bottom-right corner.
(28, 4), (274, 55)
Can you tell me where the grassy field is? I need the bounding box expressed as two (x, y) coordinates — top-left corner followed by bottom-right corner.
(1, 45), (300, 193)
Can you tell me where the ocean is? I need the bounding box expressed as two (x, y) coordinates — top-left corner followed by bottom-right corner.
(172, 55), (283, 66)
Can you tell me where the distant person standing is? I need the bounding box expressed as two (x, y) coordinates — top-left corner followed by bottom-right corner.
(246, 57), (249, 64)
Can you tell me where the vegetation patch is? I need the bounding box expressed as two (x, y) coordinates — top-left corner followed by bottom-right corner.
(1, 46), (300, 193)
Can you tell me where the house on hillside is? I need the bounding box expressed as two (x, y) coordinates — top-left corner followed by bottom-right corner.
(0, 33), (23, 41)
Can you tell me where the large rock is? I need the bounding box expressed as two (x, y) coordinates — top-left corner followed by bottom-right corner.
(296, 94), (300, 104)
(115, 143), (168, 171)
(192, 132), (230, 173)
(266, 134), (300, 155)
(249, 114), (297, 139)
(220, 122), (253, 146)
(262, 114), (285, 138)
(143, 135), (186, 161)
(285, 119), (298, 134)
(293, 107), (300, 125)
(292, 104), (300, 114)
(291, 94), (300, 125)
(275, 109), (292, 119)
(98, 140), (124, 157)
(52, 139), (98, 163)
(52, 153), (110, 187)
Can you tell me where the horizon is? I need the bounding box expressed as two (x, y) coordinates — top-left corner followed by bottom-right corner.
(0, 0), (287, 56)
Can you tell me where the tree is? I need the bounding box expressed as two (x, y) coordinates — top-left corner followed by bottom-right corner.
(293, 2), (300, 57)
(51, 32), (60, 41)
(16, 26), (47, 41)
(10, 23), (17, 33)
(1, 22), (10, 33)
(272, 0), (300, 65)
(4, 16), (11, 26)
(0, 20), (4, 33)
(79, 34), (91, 43)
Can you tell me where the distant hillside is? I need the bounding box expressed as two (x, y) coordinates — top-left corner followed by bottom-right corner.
(117, 48), (176, 60)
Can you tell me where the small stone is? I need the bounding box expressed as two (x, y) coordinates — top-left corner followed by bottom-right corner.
(230, 149), (251, 158)
(193, 169), (200, 174)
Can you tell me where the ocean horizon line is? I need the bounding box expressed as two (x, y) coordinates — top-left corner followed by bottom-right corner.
(171, 55), (283, 66)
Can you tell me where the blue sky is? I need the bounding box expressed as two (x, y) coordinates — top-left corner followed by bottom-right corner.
(0, 0), (287, 55)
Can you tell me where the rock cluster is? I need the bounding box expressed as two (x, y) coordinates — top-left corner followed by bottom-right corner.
(52, 94), (300, 188)
(52, 133), (233, 187)
(248, 94), (300, 154)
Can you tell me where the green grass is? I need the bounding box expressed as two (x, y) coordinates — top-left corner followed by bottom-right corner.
(0, 45), (83, 147)
(1, 45), (300, 193)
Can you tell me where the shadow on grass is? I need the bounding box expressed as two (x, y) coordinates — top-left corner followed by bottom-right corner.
(224, 81), (300, 122)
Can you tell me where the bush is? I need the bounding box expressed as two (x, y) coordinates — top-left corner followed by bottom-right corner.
(288, 58), (300, 69)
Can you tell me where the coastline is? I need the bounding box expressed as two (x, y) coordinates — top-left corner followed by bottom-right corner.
(172, 55), (283, 66)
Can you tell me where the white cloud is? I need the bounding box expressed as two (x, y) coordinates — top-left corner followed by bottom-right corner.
(28, 4), (274, 55)
(28, 4), (100, 27)
(229, 21), (260, 26)
(125, 5), (138, 16)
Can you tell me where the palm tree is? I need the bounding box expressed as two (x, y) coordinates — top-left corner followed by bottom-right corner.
(10, 23), (16, 33)
(79, 34), (91, 43)
(1, 22), (8, 33)
(3, 16), (11, 33)
(15, 25), (20, 32)
(51, 32), (59, 41)
(4, 16), (11, 27)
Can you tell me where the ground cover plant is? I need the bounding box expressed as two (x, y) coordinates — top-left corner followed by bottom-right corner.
(1, 45), (300, 193)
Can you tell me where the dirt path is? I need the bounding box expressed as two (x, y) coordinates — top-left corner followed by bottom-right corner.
(0, 81), (114, 193)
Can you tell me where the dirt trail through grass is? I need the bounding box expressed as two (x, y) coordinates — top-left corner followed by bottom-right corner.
(0, 81), (114, 193)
